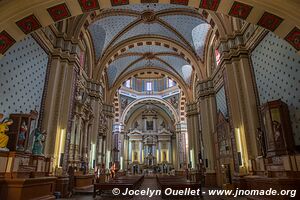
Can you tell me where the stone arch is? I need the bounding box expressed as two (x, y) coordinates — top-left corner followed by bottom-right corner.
(120, 97), (180, 124)
(93, 35), (205, 81)
(109, 67), (192, 102)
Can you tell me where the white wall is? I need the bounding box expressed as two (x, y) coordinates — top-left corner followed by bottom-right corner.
(0, 35), (48, 119)
(251, 32), (300, 145)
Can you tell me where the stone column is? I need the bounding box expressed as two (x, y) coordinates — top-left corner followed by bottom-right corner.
(157, 141), (161, 163)
(76, 117), (82, 162)
(186, 102), (201, 169)
(168, 140), (171, 163)
(197, 80), (217, 184)
(128, 140), (132, 162)
(97, 135), (103, 165)
(222, 54), (260, 175)
(139, 140), (143, 164)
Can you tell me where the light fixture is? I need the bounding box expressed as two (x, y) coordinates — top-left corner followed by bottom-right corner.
(235, 128), (244, 167)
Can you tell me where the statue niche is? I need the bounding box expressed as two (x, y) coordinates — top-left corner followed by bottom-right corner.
(146, 121), (153, 130)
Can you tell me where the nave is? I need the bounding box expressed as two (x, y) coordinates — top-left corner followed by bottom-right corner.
(0, 1), (300, 200)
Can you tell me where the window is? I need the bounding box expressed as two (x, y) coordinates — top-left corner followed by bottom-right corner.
(125, 79), (131, 88)
(168, 78), (174, 88)
(215, 49), (220, 66)
(146, 81), (152, 91)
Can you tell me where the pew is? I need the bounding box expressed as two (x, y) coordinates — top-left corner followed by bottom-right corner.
(156, 175), (201, 199)
(93, 175), (144, 198)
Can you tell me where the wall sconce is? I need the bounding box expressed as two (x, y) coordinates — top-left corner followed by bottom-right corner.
(58, 128), (66, 167)
(235, 128), (244, 167)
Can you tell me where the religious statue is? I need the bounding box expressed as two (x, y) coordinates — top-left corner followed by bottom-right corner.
(0, 114), (13, 151)
(256, 128), (266, 157)
(134, 152), (138, 161)
(169, 96), (178, 108)
(121, 98), (128, 110)
(163, 151), (166, 161)
(272, 121), (284, 149)
(134, 121), (139, 129)
(160, 121), (165, 129)
(17, 121), (28, 151)
(32, 128), (46, 155)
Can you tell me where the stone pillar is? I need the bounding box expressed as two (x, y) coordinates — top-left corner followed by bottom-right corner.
(69, 117), (76, 163)
(222, 53), (260, 175)
(186, 102), (201, 169)
(197, 80), (217, 184)
(139, 140), (143, 164)
(153, 116), (157, 131)
(168, 140), (171, 163)
(158, 141), (161, 163)
(97, 135), (103, 165)
(128, 140), (132, 162)
(42, 54), (79, 173)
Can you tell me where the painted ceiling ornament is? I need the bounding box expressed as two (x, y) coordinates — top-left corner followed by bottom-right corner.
(0, 31), (15, 55)
(16, 14), (42, 34)
(257, 12), (283, 32)
(47, 3), (71, 22)
(170, 0), (189, 6)
(144, 52), (155, 59)
(111, 0), (129, 7)
(78, 0), (100, 12)
(229, 1), (253, 20)
(141, 10), (156, 23)
(199, 0), (221, 11)
(285, 27), (300, 51)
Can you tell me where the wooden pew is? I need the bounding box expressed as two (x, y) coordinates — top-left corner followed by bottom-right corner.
(156, 175), (201, 199)
(93, 175), (144, 198)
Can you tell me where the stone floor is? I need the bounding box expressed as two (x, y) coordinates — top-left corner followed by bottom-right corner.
(64, 177), (247, 200)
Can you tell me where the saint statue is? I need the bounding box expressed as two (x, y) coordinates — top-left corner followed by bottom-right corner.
(256, 128), (266, 157)
(160, 121), (165, 129)
(134, 121), (139, 129)
(0, 114), (13, 151)
(17, 121), (27, 151)
(32, 128), (46, 155)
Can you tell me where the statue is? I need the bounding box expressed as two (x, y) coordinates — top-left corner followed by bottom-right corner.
(17, 121), (28, 151)
(256, 128), (266, 157)
(0, 114), (13, 151)
(160, 121), (165, 129)
(134, 121), (139, 129)
(32, 128), (46, 155)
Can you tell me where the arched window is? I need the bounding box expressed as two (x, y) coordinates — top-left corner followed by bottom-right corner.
(168, 78), (174, 88)
(125, 79), (131, 88)
(215, 49), (221, 66)
(146, 81), (152, 91)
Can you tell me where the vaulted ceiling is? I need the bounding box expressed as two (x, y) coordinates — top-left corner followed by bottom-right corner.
(88, 4), (211, 88)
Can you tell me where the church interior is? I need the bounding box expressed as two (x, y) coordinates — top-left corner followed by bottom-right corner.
(0, 0), (300, 199)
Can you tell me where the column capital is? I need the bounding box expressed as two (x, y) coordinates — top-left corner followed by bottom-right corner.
(196, 79), (215, 100)
(186, 102), (199, 116)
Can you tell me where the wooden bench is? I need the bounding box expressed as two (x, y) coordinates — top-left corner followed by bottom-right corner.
(156, 175), (201, 199)
(93, 175), (144, 198)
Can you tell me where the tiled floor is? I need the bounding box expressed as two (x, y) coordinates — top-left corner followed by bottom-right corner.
(65, 177), (247, 200)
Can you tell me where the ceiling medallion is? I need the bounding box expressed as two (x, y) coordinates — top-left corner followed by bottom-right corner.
(141, 11), (156, 23)
(144, 52), (155, 59)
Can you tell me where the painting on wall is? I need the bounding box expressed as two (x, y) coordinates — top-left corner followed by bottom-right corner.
(164, 94), (179, 109)
(120, 95), (135, 110)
